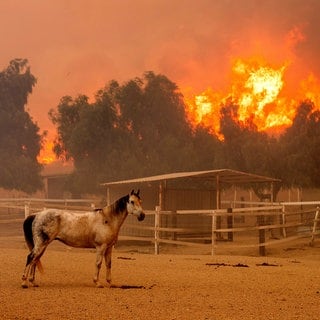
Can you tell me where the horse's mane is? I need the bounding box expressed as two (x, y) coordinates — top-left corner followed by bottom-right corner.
(112, 194), (129, 214)
(94, 190), (140, 215)
(94, 194), (129, 215)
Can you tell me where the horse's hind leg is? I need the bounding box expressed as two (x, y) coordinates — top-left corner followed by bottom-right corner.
(21, 245), (47, 288)
(28, 263), (39, 287)
(22, 251), (35, 288)
(21, 259), (32, 288)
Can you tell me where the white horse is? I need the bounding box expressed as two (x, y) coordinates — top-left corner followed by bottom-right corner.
(21, 190), (145, 288)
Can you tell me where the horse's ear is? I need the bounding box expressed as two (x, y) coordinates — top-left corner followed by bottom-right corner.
(137, 189), (140, 196)
(131, 189), (134, 195)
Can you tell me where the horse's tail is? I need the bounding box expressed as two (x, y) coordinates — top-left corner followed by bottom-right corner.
(23, 215), (35, 250)
(23, 215), (44, 273)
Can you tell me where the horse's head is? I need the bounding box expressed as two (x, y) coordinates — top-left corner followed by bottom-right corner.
(127, 189), (145, 221)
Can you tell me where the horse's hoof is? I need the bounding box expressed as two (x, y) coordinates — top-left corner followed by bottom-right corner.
(94, 279), (104, 288)
(21, 282), (29, 289)
(29, 282), (39, 287)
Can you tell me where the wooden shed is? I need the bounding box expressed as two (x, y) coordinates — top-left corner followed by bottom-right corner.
(41, 162), (74, 199)
(100, 169), (281, 244)
(101, 168), (281, 211)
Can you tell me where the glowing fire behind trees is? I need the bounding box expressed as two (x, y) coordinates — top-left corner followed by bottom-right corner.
(38, 57), (320, 164)
(183, 57), (320, 137)
(38, 140), (56, 164)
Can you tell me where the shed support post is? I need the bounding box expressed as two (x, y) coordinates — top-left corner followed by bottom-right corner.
(270, 182), (274, 203)
(216, 175), (222, 240)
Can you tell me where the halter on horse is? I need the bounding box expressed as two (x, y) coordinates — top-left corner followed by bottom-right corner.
(21, 190), (145, 288)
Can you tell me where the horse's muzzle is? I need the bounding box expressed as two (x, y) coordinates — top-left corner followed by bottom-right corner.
(137, 212), (145, 221)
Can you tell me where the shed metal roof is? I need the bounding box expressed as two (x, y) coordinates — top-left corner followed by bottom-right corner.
(101, 169), (280, 186)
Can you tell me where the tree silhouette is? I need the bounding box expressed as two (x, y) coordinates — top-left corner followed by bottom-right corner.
(279, 100), (320, 187)
(0, 59), (43, 193)
(50, 72), (220, 194)
(219, 102), (274, 175)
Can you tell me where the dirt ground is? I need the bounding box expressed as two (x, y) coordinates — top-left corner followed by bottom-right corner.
(1, 219), (320, 319)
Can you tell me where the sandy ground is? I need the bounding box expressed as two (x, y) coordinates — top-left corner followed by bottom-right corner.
(1, 218), (320, 319)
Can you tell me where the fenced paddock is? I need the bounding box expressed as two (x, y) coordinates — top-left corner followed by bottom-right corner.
(1, 198), (319, 256)
(2, 197), (320, 319)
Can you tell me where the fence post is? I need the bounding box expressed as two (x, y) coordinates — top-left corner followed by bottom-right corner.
(281, 205), (287, 238)
(227, 208), (233, 241)
(257, 215), (266, 256)
(310, 206), (319, 246)
(24, 203), (30, 219)
(154, 206), (160, 255)
(211, 211), (216, 256)
(171, 210), (177, 241)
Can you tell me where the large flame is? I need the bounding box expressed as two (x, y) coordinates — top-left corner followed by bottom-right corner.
(184, 57), (320, 136)
(184, 87), (223, 134)
(38, 140), (56, 164)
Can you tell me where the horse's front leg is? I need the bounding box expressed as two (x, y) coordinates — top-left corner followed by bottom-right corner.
(105, 246), (113, 286)
(93, 245), (107, 288)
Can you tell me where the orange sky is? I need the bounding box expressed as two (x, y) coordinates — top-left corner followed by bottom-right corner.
(1, 0), (320, 146)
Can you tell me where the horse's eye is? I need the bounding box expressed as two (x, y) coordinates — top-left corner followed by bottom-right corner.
(130, 200), (134, 205)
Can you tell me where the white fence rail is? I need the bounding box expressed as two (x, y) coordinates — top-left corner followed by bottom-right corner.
(1, 198), (319, 256)
(0, 198), (96, 217)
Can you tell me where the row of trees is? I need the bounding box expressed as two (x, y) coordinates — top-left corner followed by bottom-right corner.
(1, 59), (320, 194)
(49, 72), (221, 193)
(50, 71), (320, 194)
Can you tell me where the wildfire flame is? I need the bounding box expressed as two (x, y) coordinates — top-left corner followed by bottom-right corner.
(184, 57), (320, 136)
(38, 140), (56, 165)
(39, 56), (320, 163)
(183, 87), (223, 134)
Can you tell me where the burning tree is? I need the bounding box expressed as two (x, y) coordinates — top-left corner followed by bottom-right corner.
(183, 57), (319, 136)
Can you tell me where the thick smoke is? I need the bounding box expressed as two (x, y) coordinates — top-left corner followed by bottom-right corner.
(0, 0), (319, 133)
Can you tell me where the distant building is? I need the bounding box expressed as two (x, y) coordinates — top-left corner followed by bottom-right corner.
(41, 161), (74, 198)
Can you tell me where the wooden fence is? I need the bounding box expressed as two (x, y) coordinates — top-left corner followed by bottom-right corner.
(120, 204), (320, 256)
(1, 198), (319, 256)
